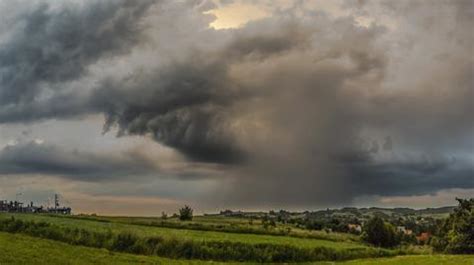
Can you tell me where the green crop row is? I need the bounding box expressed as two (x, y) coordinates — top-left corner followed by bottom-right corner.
(0, 216), (395, 263)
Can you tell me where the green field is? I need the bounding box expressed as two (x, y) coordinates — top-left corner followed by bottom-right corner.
(0, 232), (224, 265)
(0, 213), (471, 264)
(1, 232), (471, 265)
(339, 255), (474, 265)
(73, 215), (359, 243)
(0, 213), (364, 250)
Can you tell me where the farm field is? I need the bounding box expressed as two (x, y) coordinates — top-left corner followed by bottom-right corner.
(0, 232), (471, 265)
(68, 214), (359, 244)
(0, 232), (228, 265)
(0, 213), (364, 250)
(1, 212), (395, 263)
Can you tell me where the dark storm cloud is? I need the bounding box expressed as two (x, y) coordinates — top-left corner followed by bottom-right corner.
(93, 20), (309, 163)
(94, 61), (245, 164)
(0, 91), (91, 123)
(0, 141), (157, 181)
(351, 159), (474, 197)
(339, 149), (474, 197)
(0, 0), (156, 121)
(0, 0), (472, 206)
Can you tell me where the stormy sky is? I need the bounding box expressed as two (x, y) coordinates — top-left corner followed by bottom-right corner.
(0, 0), (472, 215)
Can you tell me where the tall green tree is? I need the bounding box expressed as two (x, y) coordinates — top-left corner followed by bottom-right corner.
(432, 198), (473, 254)
(362, 216), (399, 248)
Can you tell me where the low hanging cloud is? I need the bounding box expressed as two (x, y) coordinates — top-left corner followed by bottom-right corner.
(0, 140), (158, 181)
(0, 0), (472, 207)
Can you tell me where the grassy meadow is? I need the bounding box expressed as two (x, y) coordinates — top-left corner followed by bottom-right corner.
(73, 214), (360, 242)
(340, 255), (474, 265)
(0, 213), (471, 264)
(0, 213), (362, 249)
(1, 232), (472, 265)
(0, 231), (227, 265)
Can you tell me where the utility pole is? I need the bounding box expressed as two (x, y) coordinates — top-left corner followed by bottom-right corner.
(54, 194), (59, 209)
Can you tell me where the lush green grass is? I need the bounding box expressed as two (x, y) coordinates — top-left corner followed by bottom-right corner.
(0, 214), (397, 262)
(339, 255), (474, 265)
(1, 232), (471, 265)
(0, 232), (230, 265)
(0, 213), (365, 250)
(73, 214), (359, 243)
(2, 213), (456, 263)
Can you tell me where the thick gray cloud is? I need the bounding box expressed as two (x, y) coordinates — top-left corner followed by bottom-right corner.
(0, 0), (156, 122)
(0, 141), (157, 181)
(94, 60), (245, 163)
(351, 157), (474, 197)
(0, 0), (472, 208)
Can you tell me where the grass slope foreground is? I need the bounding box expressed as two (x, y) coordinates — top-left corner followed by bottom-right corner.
(0, 214), (386, 263)
(0, 212), (472, 264)
(0, 232), (473, 265)
(0, 232), (224, 265)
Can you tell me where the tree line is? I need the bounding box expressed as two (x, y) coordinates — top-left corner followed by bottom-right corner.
(362, 198), (473, 253)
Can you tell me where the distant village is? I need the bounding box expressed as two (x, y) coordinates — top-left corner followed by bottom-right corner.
(0, 194), (71, 215)
(215, 207), (452, 245)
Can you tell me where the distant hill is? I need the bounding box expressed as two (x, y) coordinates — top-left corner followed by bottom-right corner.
(305, 206), (455, 220)
(417, 206), (456, 215)
(216, 205), (456, 221)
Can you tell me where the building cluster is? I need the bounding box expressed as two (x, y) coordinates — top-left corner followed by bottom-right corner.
(347, 223), (362, 233)
(397, 225), (413, 235)
(0, 194), (71, 215)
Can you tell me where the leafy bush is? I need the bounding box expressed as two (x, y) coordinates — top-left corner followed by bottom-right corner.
(179, 205), (193, 221)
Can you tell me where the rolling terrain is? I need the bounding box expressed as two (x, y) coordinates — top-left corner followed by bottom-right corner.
(0, 212), (471, 264)
(0, 232), (471, 265)
(0, 213), (362, 250)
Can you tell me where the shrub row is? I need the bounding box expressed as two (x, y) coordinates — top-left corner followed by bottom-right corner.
(0, 217), (394, 262)
(72, 215), (358, 243)
(142, 221), (358, 243)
